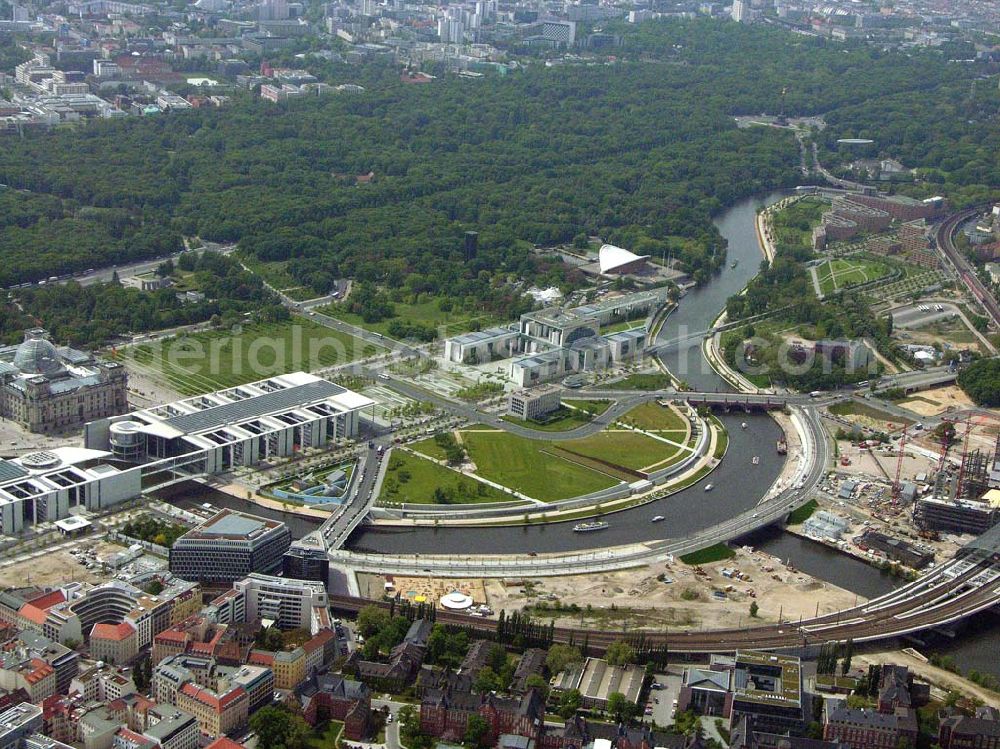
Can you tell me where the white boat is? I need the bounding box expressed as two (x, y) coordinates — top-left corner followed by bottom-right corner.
(573, 521), (609, 532)
(651, 515), (665, 523)
(752, 456), (760, 465)
(704, 484), (714, 491)
(741, 422), (748, 429)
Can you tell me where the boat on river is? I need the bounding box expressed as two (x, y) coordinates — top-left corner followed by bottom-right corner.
(573, 521), (609, 532)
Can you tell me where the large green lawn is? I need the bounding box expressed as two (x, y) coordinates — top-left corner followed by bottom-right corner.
(561, 431), (683, 472)
(605, 373), (672, 391)
(378, 451), (509, 505)
(501, 406), (593, 432)
(816, 257), (889, 295)
(621, 401), (687, 431)
(321, 295), (501, 338)
(461, 431), (619, 502)
(120, 318), (381, 395)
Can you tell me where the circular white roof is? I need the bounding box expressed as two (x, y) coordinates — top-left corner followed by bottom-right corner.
(599, 244), (650, 274)
(439, 591), (474, 610)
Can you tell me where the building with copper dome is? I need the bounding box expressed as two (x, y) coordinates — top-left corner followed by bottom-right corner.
(0, 329), (128, 433)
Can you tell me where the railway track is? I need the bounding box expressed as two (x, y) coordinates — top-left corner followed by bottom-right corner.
(936, 207), (1000, 328)
(328, 557), (1000, 653)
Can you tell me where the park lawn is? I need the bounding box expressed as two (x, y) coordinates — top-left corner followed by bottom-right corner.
(377, 451), (509, 505)
(123, 318), (381, 396)
(606, 373), (672, 391)
(461, 431), (618, 502)
(564, 399), (613, 415)
(562, 431), (681, 472)
(817, 258), (889, 295)
(501, 406), (592, 432)
(322, 295), (501, 338)
(622, 401), (687, 431)
(410, 436), (450, 461)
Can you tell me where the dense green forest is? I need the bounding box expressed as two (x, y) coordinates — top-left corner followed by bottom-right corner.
(0, 20), (994, 342)
(957, 358), (1000, 407)
(819, 82), (1000, 207)
(0, 36), (30, 73)
(14, 252), (283, 347)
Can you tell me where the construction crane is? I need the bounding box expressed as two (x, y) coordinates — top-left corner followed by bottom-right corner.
(956, 413), (974, 499)
(892, 425), (907, 504)
(935, 417), (956, 477)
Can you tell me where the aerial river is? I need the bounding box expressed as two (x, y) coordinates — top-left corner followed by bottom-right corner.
(174, 190), (1000, 675)
(345, 191), (792, 555)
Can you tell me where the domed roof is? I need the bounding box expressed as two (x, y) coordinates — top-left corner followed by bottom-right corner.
(13, 338), (65, 376)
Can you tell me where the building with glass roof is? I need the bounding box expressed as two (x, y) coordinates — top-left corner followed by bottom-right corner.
(0, 329), (127, 433)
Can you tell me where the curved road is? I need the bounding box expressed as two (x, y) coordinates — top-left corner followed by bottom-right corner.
(347, 192), (802, 556)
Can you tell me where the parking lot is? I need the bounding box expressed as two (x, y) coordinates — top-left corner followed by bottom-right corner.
(891, 302), (959, 329)
(645, 669), (683, 726)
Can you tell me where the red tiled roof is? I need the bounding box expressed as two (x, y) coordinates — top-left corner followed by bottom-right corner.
(303, 629), (335, 653)
(154, 629), (190, 643)
(206, 738), (247, 749)
(24, 658), (54, 684)
(91, 622), (135, 642)
(179, 683), (245, 713)
(248, 651), (274, 667)
(27, 590), (65, 610)
(18, 604), (48, 626)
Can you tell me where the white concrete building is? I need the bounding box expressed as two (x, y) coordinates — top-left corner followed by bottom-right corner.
(85, 372), (373, 485)
(232, 573), (328, 631)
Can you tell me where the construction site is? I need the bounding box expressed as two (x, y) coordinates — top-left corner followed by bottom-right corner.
(801, 400), (1000, 573)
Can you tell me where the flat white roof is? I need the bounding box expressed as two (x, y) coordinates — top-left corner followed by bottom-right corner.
(55, 516), (92, 531)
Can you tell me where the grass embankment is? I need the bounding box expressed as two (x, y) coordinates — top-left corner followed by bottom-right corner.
(786, 499), (818, 525)
(680, 544), (736, 565)
(828, 401), (913, 426)
(605, 373), (672, 391)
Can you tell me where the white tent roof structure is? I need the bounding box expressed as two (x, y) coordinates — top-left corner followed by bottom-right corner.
(439, 591), (474, 610)
(598, 244), (650, 274)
